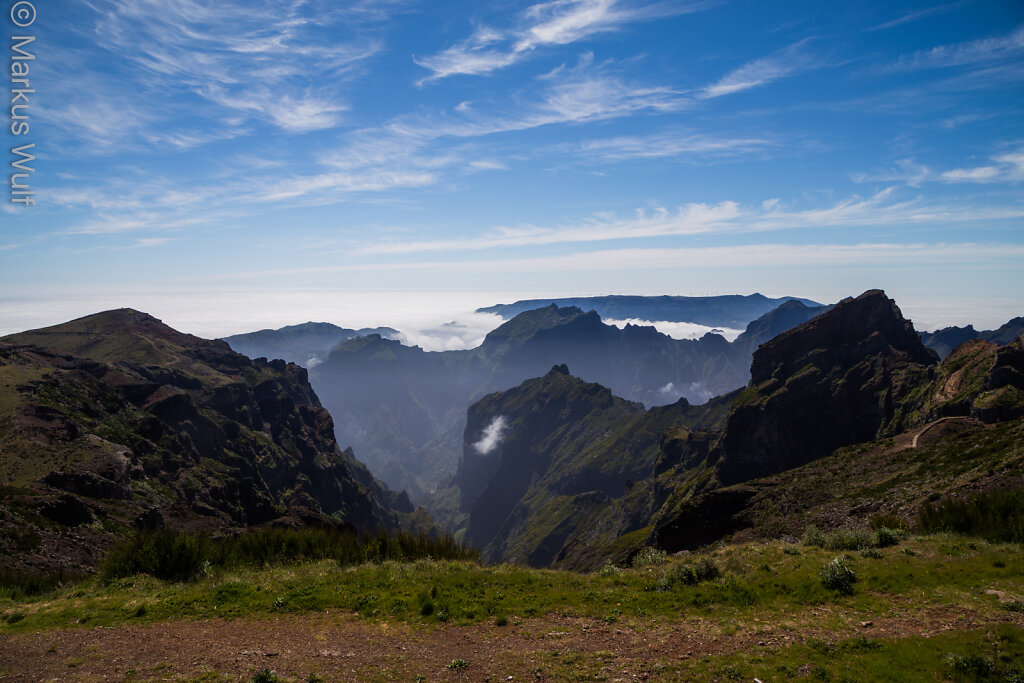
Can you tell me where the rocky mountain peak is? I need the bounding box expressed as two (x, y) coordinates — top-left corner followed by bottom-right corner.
(750, 289), (936, 384)
(717, 290), (939, 484)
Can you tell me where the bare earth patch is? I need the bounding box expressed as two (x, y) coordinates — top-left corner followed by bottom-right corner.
(1, 602), (1019, 681)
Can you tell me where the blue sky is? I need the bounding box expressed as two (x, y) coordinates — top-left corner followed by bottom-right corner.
(2, 0), (1023, 336)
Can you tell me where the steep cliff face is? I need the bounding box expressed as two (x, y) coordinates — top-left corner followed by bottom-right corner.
(455, 365), (646, 562)
(716, 290), (939, 484)
(652, 293), (1022, 553)
(972, 336), (1024, 422)
(0, 310), (405, 575)
(433, 364), (732, 567)
(731, 299), (829, 362)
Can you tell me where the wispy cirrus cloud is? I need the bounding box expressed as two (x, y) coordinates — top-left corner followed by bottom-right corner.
(41, 0), (389, 149)
(853, 147), (1024, 186)
(414, 0), (708, 83)
(941, 149), (1024, 183)
(886, 24), (1024, 71)
(867, 2), (963, 32)
(352, 186), (1024, 255)
(569, 129), (776, 161)
(698, 39), (816, 99)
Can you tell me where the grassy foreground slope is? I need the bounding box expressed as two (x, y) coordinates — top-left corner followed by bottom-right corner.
(1, 534), (1022, 681)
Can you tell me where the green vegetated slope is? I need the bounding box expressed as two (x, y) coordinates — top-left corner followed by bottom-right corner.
(1, 535), (1022, 682)
(0, 310), (420, 577)
(436, 291), (1024, 569)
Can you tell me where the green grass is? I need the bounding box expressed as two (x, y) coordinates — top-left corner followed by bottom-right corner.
(803, 524), (908, 551)
(2, 535), (1021, 634)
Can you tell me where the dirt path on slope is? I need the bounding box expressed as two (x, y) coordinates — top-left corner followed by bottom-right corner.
(1, 602), (1017, 681)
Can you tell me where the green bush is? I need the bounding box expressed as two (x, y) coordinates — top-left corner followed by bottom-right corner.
(101, 527), (477, 582)
(826, 527), (877, 551)
(672, 557), (720, 586)
(803, 525), (827, 547)
(631, 547), (667, 568)
(820, 556), (857, 594)
(918, 488), (1024, 544)
(101, 529), (211, 582)
(251, 668), (281, 683)
(874, 527), (905, 548)
(802, 525), (904, 551)
(0, 568), (69, 600)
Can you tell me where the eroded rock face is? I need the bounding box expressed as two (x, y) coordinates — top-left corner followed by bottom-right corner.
(716, 290), (939, 484)
(974, 337), (1024, 422)
(0, 309), (408, 574)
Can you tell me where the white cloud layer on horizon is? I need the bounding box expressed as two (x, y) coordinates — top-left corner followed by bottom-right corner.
(393, 312), (507, 352)
(604, 319), (744, 342)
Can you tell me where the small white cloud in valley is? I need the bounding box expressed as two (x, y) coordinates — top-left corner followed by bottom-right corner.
(474, 416), (509, 455)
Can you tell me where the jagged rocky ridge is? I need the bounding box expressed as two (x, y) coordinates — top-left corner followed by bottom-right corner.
(222, 321), (400, 369)
(0, 310), (417, 576)
(477, 293), (821, 329)
(438, 291), (1024, 568)
(920, 317), (1024, 359)
(308, 301), (827, 499)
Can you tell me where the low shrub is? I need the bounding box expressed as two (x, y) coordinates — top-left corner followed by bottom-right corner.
(631, 547), (667, 568)
(874, 527), (905, 548)
(826, 527), (878, 551)
(802, 525), (904, 551)
(251, 668), (281, 683)
(672, 557), (720, 586)
(101, 527), (477, 582)
(0, 568), (70, 600)
(918, 488), (1024, 544)
(803, 525), (827, 547)
(820, 556), (857, 594)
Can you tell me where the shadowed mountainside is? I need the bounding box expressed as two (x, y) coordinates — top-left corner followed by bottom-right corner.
(0, 310), (418, 576)
(309, 302), (826, 499)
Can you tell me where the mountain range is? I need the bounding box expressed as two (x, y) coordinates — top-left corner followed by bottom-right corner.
(919, 317), (1024, 359)
(5, 292), (1020, 576)
(432, 290), (1024, 567)
(221, 322), (399, 369)
(477, 294), (821, 328)
(305, 300), (827, 500)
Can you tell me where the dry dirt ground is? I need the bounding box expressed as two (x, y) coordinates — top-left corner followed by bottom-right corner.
(1, 602), (1019, 682)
